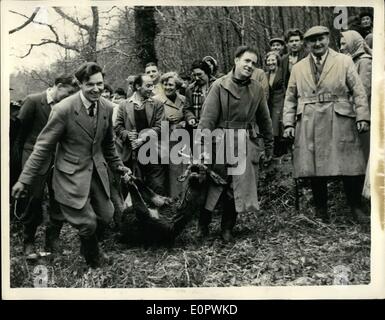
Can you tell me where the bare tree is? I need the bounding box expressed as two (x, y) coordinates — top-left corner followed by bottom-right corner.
(134, 6), (159, 67)
(9, 7), (40, 34)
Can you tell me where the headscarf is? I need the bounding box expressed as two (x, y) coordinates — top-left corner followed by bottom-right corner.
(341, 30), (370, 60)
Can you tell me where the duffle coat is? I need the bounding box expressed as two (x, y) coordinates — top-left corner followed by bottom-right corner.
(198, 71), (273, 213)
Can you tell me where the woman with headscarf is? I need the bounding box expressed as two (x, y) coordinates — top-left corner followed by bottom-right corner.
(340, 30), (372, 106)
(340, 30), (372, 163)
(264, 51), (286, 157)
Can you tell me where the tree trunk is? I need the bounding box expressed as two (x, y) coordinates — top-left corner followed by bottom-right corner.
(134, 6), (159, 68)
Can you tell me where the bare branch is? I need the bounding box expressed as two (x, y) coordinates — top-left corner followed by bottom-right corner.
(9, 7), (40, 34)
(19, 38), (80, 58)
(109, 47), (137, 58)
(29, 70), (51, 86)
(53, 7), (90, 31)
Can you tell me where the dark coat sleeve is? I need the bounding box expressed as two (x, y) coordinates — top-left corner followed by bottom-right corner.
(16, 95), (36, 147)
(18, 104), (67, 186)
(255, 88), (274, 154)
(114, 101), (130, 142)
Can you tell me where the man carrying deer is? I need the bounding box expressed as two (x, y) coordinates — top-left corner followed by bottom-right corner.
(197, 45), (274, 243)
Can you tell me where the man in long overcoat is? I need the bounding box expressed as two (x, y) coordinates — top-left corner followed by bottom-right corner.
(12, 62), (130, 268)
(283, 26), (370, 222)
(198, 45), (273, 242)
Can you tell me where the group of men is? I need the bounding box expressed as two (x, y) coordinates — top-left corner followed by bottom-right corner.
(11, 23), (371, 268)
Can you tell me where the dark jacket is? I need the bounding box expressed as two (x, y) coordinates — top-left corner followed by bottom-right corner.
(281, 49), (308, 90)
(266, 68), (285, 137)
(17, 91), (53, 174)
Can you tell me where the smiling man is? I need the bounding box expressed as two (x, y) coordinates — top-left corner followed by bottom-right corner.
(197, 45), (273, 242)
(12, 62), (130, 268)
(281, 28), (308, 90)
(145, 62), (163, 96)
(283, 26), (370, 223)
(13, 75), (76, 260)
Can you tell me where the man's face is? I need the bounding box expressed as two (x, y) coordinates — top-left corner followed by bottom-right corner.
(234, 51), (258, 79)
(270, 41), (284, 54)
(137, 76), (154, 99)
(340, 37), (347, 54)
(307, 34), (330, 57)
(361, 16), (372, 28)
(55, 84), (76, 102)
(80, 72), (104, 102)
(145, 66), (160, 82)
(287, 36), (303, 53)
(163, 78), (177, 97)
(192, 68), (209, 86)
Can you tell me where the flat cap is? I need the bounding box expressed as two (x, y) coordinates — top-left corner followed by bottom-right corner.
(303, 26), (330, 40)
(269, 37), (285, 46)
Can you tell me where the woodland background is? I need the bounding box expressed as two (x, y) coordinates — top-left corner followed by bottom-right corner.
(9, 6), (372, 100)
(8, 5), (372, 288)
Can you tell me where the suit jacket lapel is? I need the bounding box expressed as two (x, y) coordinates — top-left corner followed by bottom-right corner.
(318, 49), (337, 86)
(145, 99), (154, 125)
(126, 101), (136, 128)
(95, 99), (107, 141)
(74, 93), (94, 140)
(304, 56), (318, 90)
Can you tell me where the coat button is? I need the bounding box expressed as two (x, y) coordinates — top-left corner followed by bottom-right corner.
(312, 90), (316, 94)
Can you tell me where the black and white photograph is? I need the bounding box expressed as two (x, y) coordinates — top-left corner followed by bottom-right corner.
(1, 0), (384, 299)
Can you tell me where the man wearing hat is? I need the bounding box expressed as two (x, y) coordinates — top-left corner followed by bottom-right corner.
(269, 37), (286, 56)
(358, 11), (373, 39)
(283, 26), (370, 223)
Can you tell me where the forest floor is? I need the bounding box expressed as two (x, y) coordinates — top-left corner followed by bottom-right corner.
(9, 155), (371, 288)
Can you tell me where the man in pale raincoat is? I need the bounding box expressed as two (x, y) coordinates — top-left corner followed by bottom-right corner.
(197, 45), (273, 242)
(283, 26), (370, 223)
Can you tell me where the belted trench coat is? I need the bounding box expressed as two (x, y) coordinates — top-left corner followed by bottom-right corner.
(283, 49), (369, 178)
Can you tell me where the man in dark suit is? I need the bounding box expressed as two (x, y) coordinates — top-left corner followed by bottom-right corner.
(12, 63), (130, 268)
(13, 75), (76, 260)
(281, 28), (308, 90)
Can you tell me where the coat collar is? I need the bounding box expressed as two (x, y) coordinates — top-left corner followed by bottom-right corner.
(159, 92), (184, 110)
(304, 48), (338, 88)
(220, 71), (242, 99)
(317, 48), (338, 85)
(126, 93), (155, 128)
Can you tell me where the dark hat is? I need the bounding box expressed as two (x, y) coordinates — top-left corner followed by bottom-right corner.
(303, 26), (330, 40)
(359, 11), (373, 20)
(269, 37), (285, 46)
